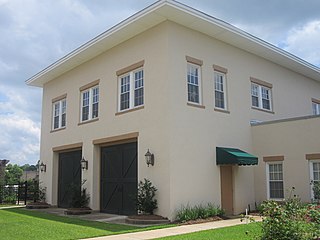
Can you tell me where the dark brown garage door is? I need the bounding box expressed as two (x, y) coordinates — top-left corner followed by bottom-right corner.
(100, 142), (137, 215)
(58, 150), (82, 208)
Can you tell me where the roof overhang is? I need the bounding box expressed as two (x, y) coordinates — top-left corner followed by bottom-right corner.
(26, 0), (320, 87)
(216, 147), (258, 166)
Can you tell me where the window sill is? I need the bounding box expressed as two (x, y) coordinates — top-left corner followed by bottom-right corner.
(251, 106), (274, 114)
(50, 127), (66, 133)
(115, 105), (144, 116)
(187, 102), (205, 109)
(78, 118), (99, 126)
(214, 108), (230, 114)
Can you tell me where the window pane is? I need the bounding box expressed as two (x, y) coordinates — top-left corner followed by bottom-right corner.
(53, 102), (60, 129)
(120, 92), (130, 110)
(262, 99), (270, 110)
(270, 181), (284, 199)
(61, 113), (66, 127)
(82, 106), (89, 121)
(188, 84), (199, 103)
(92, 87), (99, 118)
(134, 88), (144, 106)
(134, 70), (144, 107)
(53, 116), (59, 129)
(215, 91), (224, 109)
(252, 96), (259, 107)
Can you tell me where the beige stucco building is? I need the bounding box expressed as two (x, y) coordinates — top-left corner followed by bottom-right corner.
(27, 0), (320, 220)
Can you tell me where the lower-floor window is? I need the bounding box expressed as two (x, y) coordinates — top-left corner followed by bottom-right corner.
(310, 160), (320, 200)
(267, 162), (284, 199)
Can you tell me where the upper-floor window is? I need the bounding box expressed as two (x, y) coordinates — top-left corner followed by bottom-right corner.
(214, 66), (228, 110)
(267, 162), (284, 199)
(251, 78), (273, 111)
(52, 96), (66, 130)
(186, 56), (203, 106)
(187, 63), (201, 104)
(312, 99), (320, 115)
(80, 85), (99, 122)
(119, 68), (144, 111)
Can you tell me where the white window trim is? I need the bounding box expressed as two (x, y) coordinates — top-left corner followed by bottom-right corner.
(309, 160), (320, 201)
(80, 85), (99, 122)
(118, 68), (144, 112)
(187, 63), (202, 105)
(251, 83), (272, 111)
(214, 71), (227, 110)
(52, 98), (66, 130)
(266, 161), (284, 200)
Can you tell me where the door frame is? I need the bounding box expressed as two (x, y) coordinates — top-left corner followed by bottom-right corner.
(220, 165), (234, 215)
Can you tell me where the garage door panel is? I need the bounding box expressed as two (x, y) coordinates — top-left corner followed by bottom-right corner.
(101, 142), (137, 215)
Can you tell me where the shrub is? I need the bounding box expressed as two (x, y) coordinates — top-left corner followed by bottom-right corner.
(259, 194), (320, 240)
(136, 178), (158, 215)
(69, 180), (90, 208)
(176, 203), (224, 222)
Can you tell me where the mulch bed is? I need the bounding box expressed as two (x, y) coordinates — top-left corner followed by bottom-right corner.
(26, 202), (51, 209)
(128, 214), (168, 220)
(178, 216), (223, 225)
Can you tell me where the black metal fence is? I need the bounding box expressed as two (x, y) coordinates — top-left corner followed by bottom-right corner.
(0, 181), (28, 205)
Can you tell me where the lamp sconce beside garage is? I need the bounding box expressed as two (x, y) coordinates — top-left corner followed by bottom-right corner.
(81, 157), (88, 170)
(40, 162), (46, 172)
(145, 149), (154, 167)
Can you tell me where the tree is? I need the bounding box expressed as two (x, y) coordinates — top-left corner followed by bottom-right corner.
(21, 164), (37, 171)
(5, 164), (23, 184)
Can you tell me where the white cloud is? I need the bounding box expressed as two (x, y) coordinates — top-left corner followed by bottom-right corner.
(0, 113), (40, 165)
(284, 20), (320, 66)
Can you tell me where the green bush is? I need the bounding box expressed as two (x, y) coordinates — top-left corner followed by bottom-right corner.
(176, 203), (224, 222)
(69, 180), (90, 208)
(259, 197), (320, 240)
(136, 179), (158, 215)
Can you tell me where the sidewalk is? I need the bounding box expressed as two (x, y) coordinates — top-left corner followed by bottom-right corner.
(84, 216), (261, 240)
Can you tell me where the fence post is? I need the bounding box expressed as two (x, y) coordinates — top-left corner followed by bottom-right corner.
(17, 183), (20, 205)
(24, 181), (27, 205)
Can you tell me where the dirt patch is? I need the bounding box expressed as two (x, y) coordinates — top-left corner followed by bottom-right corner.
(178, 216), (223, 225)
(128, 214), (168, 220)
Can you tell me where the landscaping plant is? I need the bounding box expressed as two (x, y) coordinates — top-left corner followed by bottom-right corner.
(258, 189), (320, 240)
(175, 203), (224, 222)
(69, 180), (90, 208)
(136, 178), (158, 215)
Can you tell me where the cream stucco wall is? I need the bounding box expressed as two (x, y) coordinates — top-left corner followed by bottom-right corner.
(252, 116), (320, 204)
(39, 20), (320, 220)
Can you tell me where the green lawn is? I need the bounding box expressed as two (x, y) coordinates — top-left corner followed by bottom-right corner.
(155, 223), (261, 240)
(0, 207), (174, 240)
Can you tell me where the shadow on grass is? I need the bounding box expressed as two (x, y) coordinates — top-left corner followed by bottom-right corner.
(2, 207), (173, 234)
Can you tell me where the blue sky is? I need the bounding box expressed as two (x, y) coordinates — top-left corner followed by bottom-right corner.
(0, 0), (320, 165)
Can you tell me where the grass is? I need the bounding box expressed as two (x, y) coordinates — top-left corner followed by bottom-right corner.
(155, 222), (261, 240)
(0, 207), (174, 240)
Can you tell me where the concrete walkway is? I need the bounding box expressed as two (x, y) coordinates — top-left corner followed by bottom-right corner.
(84, 216), (261, 240)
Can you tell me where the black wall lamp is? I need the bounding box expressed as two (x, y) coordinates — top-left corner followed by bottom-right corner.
(81, 157), (88, 170)
(40, 162), (46, 172)
(145, 149), (154, 167)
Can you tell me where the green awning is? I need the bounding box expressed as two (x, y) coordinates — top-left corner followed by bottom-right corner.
(216, 147), (258, 166)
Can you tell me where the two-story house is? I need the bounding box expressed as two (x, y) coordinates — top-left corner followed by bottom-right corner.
(27, 0), (320, 219)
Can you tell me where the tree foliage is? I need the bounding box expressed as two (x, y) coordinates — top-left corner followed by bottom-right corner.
(5, 164), (23, 185)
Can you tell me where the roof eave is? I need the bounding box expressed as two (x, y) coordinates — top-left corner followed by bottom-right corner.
(26, 0), (320, 87)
